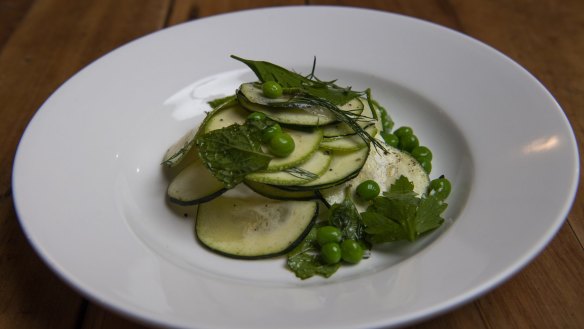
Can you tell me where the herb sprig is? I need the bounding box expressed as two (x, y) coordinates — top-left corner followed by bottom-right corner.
(287, 176), (447, 279)
(362, 176), (447, 243)
(231, 55), (386, 152)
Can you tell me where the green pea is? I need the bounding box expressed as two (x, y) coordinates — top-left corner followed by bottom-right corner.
(418, 158), (432, 174)
(269, 132), (295, 157)
(261, 123), (282, 143)
(398, 134), (419, 152)
(320, 242), (342, 265)
(316, 226), (342, 246)
(411, 146), (433, 161)
(262, 81), (283, 99)
(394, 126), (413, 138)
(429, 177), (451, 200)
(380, 111), (393, 132)
(341, 239), (364, 264)
(247, 111), (266, 121)
(381, 132), (399, 148)
(356, 180), (380, 201)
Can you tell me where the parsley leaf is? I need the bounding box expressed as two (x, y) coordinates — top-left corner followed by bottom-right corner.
(362, 175), (446, 243)
(360, 211), (408, 243)
(415, 196), (448, 235)
(195, 123), (271, 188)
(287, 228), (340, 279)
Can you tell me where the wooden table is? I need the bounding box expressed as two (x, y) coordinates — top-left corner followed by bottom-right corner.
(1, 1), (582, 328)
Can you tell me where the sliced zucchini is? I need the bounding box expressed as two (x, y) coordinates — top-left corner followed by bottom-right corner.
(237, 83), (364, 126)
(163, 101), (246, 168)
(320, 144), (431, 211)
(167, 160), (226, 205)
(320, 124), (378, 151)
(195, 192), (318, 258)
(283, 147), (370, 191)
(266, 128), (323, 172)
(244, 180), (318, 200)
(161, 127), (198, 167)
(198, 103), (323, 172)
(245, 149), (332, 186)
(321, 98), (376, 137)
(201, 104), (248, 133)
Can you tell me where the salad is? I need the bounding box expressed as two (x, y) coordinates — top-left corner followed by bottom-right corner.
(162, 56), (451, 279)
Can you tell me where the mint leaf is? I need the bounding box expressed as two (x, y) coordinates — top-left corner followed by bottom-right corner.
(326, 189), (365, 241)
(196, 123), (271, 188)
(362, 175), (447, 243)
(287, 228), (340, 279)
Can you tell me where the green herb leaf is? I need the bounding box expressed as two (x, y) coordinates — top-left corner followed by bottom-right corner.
(360, 211), (407, 243)
(326, 188), (365, 241)
(273, 96), (386, 151)
(231, 55), (361, 106)
(415, 196), (447, 235)
(362, 175), (446, 243)
(284, 167), (319, 181)
(382, 175), (419, 203)
(287, 228), (340, 279)
(196, 123), (271, 188)
(208, 94), (237, 110)
(231, 55), (386, 152)
(231, 55), (309, 88)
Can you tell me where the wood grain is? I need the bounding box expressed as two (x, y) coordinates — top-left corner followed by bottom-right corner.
(0, 1), (582, 328)
(0, 0), (34, 50)
(478, 223), (584, 328)
(0, 0), (171, 328)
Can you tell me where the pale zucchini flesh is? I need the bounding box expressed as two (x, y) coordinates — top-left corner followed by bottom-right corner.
(265, 128), (323, 172)
(200, 104), (324, 172)
(237, 83), (364, 126)
(245, 149), (332, 186)
(283, 147), (370, 191)
(161, 127), (198, 167)
(320, 124), (378, 151)
(320, 144), (430, 211)
(321, 98), (376, 137)
(167, 160), (226, 205)
(202, 104), (248, 133)
(195, 193), (318, 258)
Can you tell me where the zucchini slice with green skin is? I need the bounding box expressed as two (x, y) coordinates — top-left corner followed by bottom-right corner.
(320, 124), (378, 151)
(195, 193), (318, 259)
(199, 104), (324, 172)
(246, 149), (332, 186)
(161, 127), (198, 167)
(320, 144), (430, 211)
(201, 104), (248, 134)
(321, 98), (376, 137)
(237, 83), (364, 126)
(265, 128), (323, 172)
(282, 147), (370, 191)
(163, 101), (244, 168)
(244, 180), (318, 200)
(167, 160), (226, 205)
